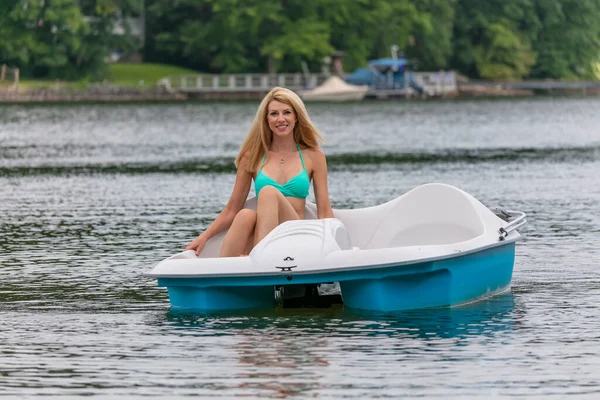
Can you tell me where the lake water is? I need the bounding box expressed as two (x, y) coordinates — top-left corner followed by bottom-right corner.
(1, 97), (599, 398)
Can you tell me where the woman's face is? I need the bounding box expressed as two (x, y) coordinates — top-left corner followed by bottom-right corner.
(267, 100), (296, 139)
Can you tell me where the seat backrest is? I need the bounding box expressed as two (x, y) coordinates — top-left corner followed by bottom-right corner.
(365, 184), (485, 249)
(329, 202), (395, 249)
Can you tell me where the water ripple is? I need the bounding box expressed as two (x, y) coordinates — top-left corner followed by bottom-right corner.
(0, 146), (598, 177)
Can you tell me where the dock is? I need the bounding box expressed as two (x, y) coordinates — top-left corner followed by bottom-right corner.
(159, 71), (459, 99)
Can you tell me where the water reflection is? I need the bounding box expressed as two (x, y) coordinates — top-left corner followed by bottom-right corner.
(158, 293), (518, 397)
(341, 292), (518, 340)
(164, 291), (517, 340)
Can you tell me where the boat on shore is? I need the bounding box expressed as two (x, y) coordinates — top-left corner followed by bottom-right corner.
(299, 76), (368, 101)
(146, 183), (526, 312)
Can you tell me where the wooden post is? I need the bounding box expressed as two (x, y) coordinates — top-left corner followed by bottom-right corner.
(14, 68), (19, 89)
(0, 64), (5, 81)
(441, 70), (446, 97)
(261, 75), (268, 90)
(294, 73), (300, 89)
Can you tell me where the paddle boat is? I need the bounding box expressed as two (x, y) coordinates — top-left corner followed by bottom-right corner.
(146, 183), (526, 312)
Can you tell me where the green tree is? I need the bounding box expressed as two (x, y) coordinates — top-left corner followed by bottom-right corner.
(4, 0), (89, 79)
(407, 0), (456, 71)
(451, 0), (539, 79)
(474, 21), (536, 80)
(77, 0), (142, 78)
(1, 0), (140, 80)
(0, 0), (33, 67)
(4, 0), (600, 81)
(530, 0), (600, 79)
(314, 0), (430, 72)
(143, 0), (201, 70)
(146, 0), (335, 73)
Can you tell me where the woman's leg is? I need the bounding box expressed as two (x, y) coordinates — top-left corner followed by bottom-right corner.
(220, 209), (257, 257)
(254, 186), (300, 246)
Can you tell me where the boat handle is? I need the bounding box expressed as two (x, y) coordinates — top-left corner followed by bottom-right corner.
(498, 210), (527, 241)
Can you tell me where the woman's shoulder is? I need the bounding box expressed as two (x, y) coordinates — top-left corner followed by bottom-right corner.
(236, 151), (258, 173)
(237, 151), (250, 165)
(299, 146), (327, 168)
(300, 145), (325, 157)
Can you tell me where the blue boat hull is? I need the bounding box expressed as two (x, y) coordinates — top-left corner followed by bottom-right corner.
(158, 243), (515, 312)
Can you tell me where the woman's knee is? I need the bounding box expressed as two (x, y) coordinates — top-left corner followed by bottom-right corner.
(257, 186), (283, 208)
(233, 208), (257, 226)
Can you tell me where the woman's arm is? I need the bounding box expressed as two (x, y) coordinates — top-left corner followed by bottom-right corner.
(185, 156), (253, 255)
(310, 148), (334, 219)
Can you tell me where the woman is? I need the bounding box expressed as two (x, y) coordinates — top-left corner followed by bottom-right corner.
(185, 87), (334, 257)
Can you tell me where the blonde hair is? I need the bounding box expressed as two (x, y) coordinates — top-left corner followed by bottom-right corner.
(235, 87), (324, 172)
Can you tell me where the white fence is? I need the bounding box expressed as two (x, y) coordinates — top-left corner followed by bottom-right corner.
(160, 71), (457, 96)
(161, 73), (330, 93)
(413, 71), (457, 95)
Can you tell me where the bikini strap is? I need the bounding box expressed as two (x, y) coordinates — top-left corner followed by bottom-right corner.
(259, 153), (267, 171)
(296, 144), (306, 169)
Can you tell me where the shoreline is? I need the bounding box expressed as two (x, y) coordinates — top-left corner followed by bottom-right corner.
(0, 88), (188, 103)
(1, 85), (599, 104)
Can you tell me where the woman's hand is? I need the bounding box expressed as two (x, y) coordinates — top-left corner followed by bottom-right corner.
(185, 234), (207, 256)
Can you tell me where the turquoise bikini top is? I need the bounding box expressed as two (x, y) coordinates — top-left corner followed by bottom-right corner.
(255, 144), (310, 199)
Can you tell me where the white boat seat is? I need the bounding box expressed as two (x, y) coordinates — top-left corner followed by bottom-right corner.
(332, 184), (485, 250)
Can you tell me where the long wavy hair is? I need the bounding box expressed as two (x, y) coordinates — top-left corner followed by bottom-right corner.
(235, 87), (324, 173)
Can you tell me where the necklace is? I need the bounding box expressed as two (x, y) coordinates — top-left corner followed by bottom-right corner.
(270, 149), (293, 164)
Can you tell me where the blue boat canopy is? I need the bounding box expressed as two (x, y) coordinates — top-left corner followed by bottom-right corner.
(345, 68), (374, 85)
(345, 57), (424, 93)
(368, 58), (409, 69)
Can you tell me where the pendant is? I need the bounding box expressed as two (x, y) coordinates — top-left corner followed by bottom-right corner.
(280, 158), (285, 164)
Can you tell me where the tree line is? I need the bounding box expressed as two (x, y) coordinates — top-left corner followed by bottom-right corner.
(1, 0), (600, 81)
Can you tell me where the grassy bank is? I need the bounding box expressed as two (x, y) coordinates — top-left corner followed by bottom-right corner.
(108, 63), (200, 86)
(17, 63), (200, 90)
